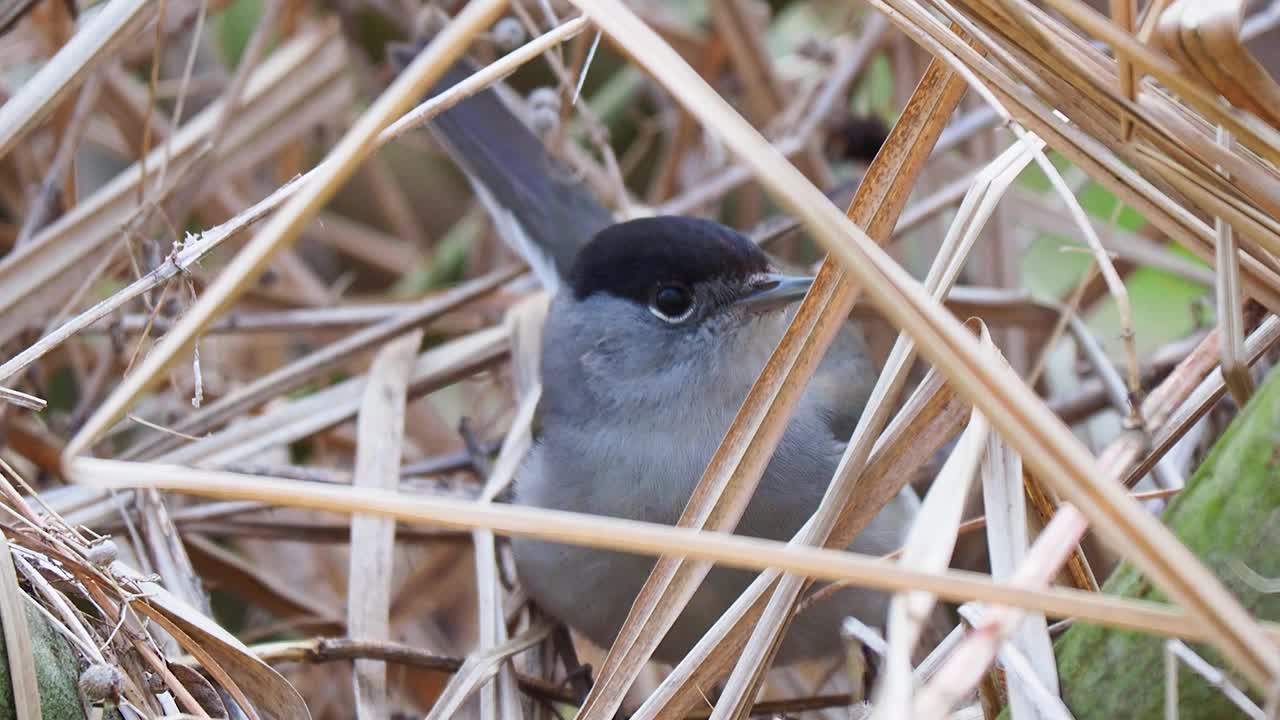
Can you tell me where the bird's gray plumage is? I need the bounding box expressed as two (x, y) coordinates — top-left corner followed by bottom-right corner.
(393, 40), (917, 664)
(513, 276), (914, 662)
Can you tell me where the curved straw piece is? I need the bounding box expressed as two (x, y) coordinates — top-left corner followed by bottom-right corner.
(1156, 0), (1280, 131)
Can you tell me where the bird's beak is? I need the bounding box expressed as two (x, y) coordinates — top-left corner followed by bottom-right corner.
(734, 274), (814, 313)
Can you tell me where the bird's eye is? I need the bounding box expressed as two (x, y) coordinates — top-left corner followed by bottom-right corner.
(649, 283), (695, 322)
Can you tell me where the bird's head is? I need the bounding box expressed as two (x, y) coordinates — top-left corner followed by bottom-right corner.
(543, 216), (812, 399)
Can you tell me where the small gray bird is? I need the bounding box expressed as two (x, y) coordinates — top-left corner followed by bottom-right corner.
(514, 218), (918, 662)
(395, 44), (915, 664)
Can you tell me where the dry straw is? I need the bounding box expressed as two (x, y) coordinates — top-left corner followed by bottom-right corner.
(569, 0), (1279, 690)
(1, 0), (1277, 715)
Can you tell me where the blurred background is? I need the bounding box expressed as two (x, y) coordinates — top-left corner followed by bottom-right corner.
(3, 0), (1280, 717)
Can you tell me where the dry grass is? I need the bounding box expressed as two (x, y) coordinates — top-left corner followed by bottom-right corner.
(2, 0), (1279, 717)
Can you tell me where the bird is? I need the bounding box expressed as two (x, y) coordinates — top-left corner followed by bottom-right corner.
(390, 39), (915, 664)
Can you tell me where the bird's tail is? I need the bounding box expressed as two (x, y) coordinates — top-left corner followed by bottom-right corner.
(388, 41), (614, 292)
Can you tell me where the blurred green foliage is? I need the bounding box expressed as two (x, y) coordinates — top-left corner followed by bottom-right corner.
(215, 0), (262, 67)
(1019, 157), (1210, 358)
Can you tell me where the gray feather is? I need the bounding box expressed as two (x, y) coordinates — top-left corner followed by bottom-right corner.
(390, 44), (614, 290)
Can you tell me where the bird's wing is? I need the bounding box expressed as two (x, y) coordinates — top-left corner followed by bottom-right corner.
(388, 42), (615, 292)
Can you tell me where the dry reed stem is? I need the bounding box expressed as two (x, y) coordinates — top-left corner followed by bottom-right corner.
(136, 482), (205, 621)
(1022, 466), (1099, 592)
(634, 368), (970, 720)
(1166, 639), (1269, 719)
(0, 387), (47, 411)
(311, 211), (424, 274)
(912, 304), (1277, 712)
(116, 561), (310, 718)
(1007, 190), (1215, 285)
(1213, 127), (1256, 405)
(573, 0), (1280, 689)
(468, 308), (544, 720)
(0, 239), (197, 379)
(0, 0), (154, 158)
(160, 0), (283, 224)
(156, 326), (507, 467)
(575, 68), (935, 715)
(0, 470), (189, 714)
(1024, 137), (1141, 399)
(244, 638), (858, 715)
(1, 12), (568, 376)
(380, 14), (588, 140)
(878, 0), (1280, 314)
(64, 0), (509, 459)
(422, 622), (550, 720)
(980, 429), (1060, 719)
(64, 458), (1280, 647)
(348, 332), (420, 720)
(1114, 0), (1137, 141)
(875, 403), (990, 719)
(1064, 314), (1161, 477)
(242, 634), (603, 706)
(0, 533), (41, 720)
(707, 0), (831, 187)
(121, 266), (520, 459)
(10, 552), (103, 663)
(467, 297), (546, 718)
(1127, 315), (1280, 484)
(0, 24), (348, 347)
(1156, 0), (1280, 134)
(16, 74), (102, 247)
(1019, 0), (1280, 163)
(714, 57), (980, 718)
(958, 603), (1074, 719)
(10, 0), (1280, 712)
(913, 504), (1087, 716)
(185, 536), (343, 633)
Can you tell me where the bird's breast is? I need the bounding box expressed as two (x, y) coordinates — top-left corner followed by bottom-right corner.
(519, 403), (732, 524)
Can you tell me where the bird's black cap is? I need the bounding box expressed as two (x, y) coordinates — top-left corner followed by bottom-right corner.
(567, 216), (769, 303)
